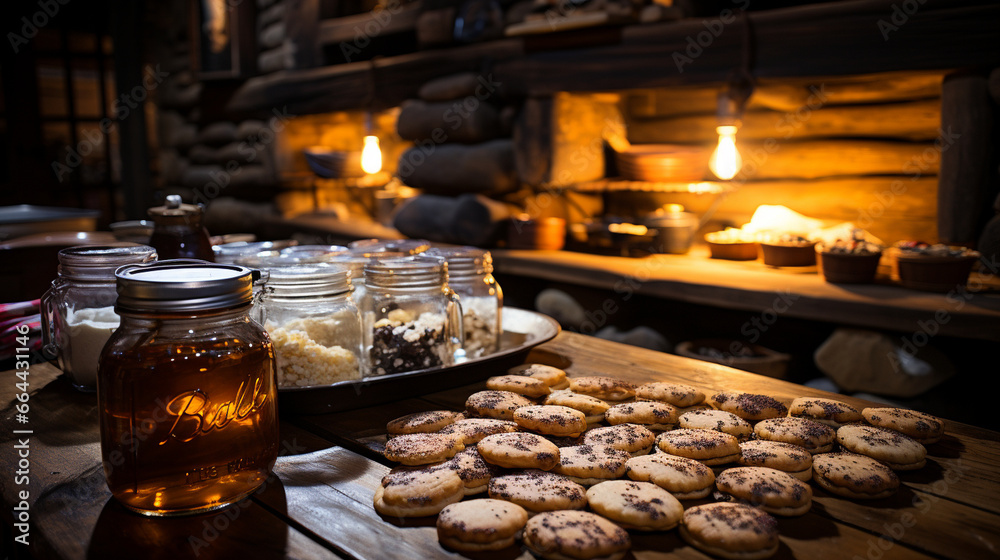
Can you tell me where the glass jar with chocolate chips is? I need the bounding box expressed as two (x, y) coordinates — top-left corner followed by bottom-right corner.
(362, 256), (463, 376)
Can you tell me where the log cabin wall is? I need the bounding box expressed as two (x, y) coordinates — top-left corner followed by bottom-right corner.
(611, 71), (950, 245)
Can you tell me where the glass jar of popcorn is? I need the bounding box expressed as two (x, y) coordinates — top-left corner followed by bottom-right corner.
(255, 263), (364, 388)
(424, 246), (502, 360)
(362, 255), (462, 377)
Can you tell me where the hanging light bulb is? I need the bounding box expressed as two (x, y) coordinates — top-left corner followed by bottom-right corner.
(709, 124), (741, 181)
(361, 134), (382, 174)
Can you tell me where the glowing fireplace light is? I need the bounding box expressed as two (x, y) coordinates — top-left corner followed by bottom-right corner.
(709, 125), (742, 181)
(361, 135), (382, 174)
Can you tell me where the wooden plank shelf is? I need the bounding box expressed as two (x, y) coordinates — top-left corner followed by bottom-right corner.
(227, 0), (1000, 116)
(491, 247), (1000, 342)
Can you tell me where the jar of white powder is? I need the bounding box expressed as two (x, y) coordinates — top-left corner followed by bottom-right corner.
(424, 246), (503, 360)
(41, 244), (158, 391)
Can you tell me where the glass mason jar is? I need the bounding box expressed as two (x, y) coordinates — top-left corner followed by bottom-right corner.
(98, 260), (279, 517)
(425, 246), (502, 360)
(147, 194), (215, 261)
(348, 238), (430, 257)
(41, 244), (158, 391)
(362, 256), (462, 377)
(255, 264), (364, 388)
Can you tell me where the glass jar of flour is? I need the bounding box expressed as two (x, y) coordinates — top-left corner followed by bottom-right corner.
(41, 244), (157, 391)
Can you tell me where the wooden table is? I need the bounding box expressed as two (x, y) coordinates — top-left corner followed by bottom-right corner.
(3, 332), (998, 559)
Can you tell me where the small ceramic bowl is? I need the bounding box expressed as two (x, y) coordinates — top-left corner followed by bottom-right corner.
(896, 253), (980, 293)
(760, 242), (817, 267)
(819, 251), (882, 284)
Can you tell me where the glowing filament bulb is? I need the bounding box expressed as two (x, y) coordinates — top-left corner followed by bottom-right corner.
(709, 125), (742, 181)
(361, 135), (382, 174)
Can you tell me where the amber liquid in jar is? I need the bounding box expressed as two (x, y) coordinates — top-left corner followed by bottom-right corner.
(98, 309), (279, 516)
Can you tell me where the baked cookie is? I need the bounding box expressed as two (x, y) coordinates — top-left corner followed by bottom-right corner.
(477, 432), (560, 470)
(551, 444), (630, 485)
(862, 407), (944, 444)
(788, 397), (862, 428)
(488, 470), (588, 513)
(655, 429), (740, 466)
(437, 418), (519, 444)
(709, 391), (788, 421)
(568, 376), (636, 401)
(508, 363), (570, 390)
(432, 447), (497, 495)
(812, 452), (900, 499)
(738, 440), (814, 481)
(465, 390), (533, 420)
(635, 381), (706, 408)
(436, 498), (528, 552)
(714, 466), (813, 517)
(514, 404), (589, 437)
(523, 511), (631, 560)
(836, 424), (927, 470)
(680, 503), (779, 560)
(544, 390), (611, 424)
(486, 374), (552, 398)
(679, 409), (753, 440)
(382, 432), (465, 466)
(374, 468), (465, 517)
(582, 424), (656, 456)
(753, 417), (836, 454)
(605, 400), (679, 431)
(626, 453), (716, 499)
(587, 480), (683, 531)
(386, 410), (463, 436)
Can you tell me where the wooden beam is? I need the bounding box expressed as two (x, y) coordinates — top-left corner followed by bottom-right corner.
(318, 2), (422, 45)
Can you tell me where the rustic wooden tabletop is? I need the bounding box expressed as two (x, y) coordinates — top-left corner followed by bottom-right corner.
(2, 332), (998, 559)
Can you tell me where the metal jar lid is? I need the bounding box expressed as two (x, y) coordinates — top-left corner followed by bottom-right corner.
(364, 255), (445, 289)
(264, 263), (352, 298)
(114, 259), (259, 312)
(348, 238), (430, 257)
(423, 246), (491, 278)
(57, 243), (158, 281)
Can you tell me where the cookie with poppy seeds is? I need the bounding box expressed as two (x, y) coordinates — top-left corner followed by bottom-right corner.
(545, 390), (611, 424)
(680, 502), (779, 560)
(487, 469), (588, 513)
(386, 410), (464, 436)
(738, 440), (813, 481)
(679, 409), (753, 440)
(523, 510), (631, 560)
(508, 363), (570, 390)
(861, 407), (944, 444)
(714, 466), (813, 517)
(753, 417), (836, 454)
(436, 498), (528, 552)
(586, 480), (683, 531)
(466, 390), (533, 420)
(478, 432), (561, 470)
(811, 452), (900, 499)
(487, 374), (552, 398)
(606, 400), (679, 431)
(788, 397), (862, 428)
(582, 424), (656, 456)
(708, 391), (788, 421)
(374, 468), (465, 517)
(568, 376), (636, 401)
(383, 432), (465, 465)
(836, 424), (926, 470)
(635, 381), (706, 408)
(514, 404), (589, 437)
(438, 418), (519, 444)
(655, 428), (740, 466)
(626, 453), (716, 499)
(551, 444), (630, 485)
